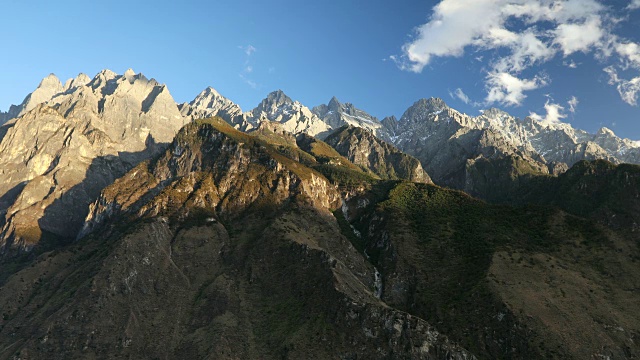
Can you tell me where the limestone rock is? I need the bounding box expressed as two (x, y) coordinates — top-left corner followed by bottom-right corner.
(243, 90), (333, 138)
(0, 69), (186, 253)
(383, 98), (549, 194)
(324, 125), (432, 183)
(179, 86), (243, 126)
(312, 96), (389, 140)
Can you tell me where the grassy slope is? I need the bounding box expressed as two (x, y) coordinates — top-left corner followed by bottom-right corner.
(350, 181), (640, 359)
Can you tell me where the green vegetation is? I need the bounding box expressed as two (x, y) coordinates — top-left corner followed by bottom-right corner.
(497, 159), (640, 231)
(349, 181), (618, 357)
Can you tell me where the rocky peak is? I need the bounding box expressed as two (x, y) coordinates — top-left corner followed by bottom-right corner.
(199, 86), (223, 100)
(252, 90), (300, 120)
(63, 73), (91, 91)
(328, 97), (357, 116)
(328, 96), (342, 110)
(0, 68), (186, 253)
(481, 107), (510, 119)
(190, 87), (237, 110)
(400, 97), (448, 123)
(422, 97), (448, 112)
(88, 69), (119, 94)
(324, 125), (432, 183)
(245, 91), (331, 138)
(80, 118), (341, 237)
(596, 127), (615, 137)
(38, 73), (63, 89)
(9, 73), (65, 118)
(381, 116), (399, 135)
(180, 86), (245, 128)
(263, 90), (294, 108)
(382, 115), (397, 123)
(312, 96), (387, 140)
(124, 68), (136, 79)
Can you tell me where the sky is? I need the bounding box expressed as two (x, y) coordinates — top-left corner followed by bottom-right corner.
(1, 0), (639, 140)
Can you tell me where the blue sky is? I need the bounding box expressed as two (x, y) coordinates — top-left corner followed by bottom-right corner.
(1, 0), (639, 139)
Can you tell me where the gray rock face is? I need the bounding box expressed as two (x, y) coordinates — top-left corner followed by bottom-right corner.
(182, 89), (334, 138)
(324, 126), (432, 183)
(0, 69), (186, 253)
(472, 108), (639, 166)
(243, 90), (333, 138)
(0, 74), (64, 124)
(312, 97), (389, 140)
(377, 98), (640, 195)
(179, 86), (243, 125)
(383, 99), (549, 191)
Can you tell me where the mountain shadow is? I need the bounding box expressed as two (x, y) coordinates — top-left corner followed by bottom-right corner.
(0, 135), (169, 274)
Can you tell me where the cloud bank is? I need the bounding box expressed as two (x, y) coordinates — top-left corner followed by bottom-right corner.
(395, 0), (640, 110)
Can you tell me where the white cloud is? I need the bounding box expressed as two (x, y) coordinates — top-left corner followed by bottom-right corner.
(491, 30), (555, 73)
(614, 41), (640, 68)
(238, 45), (258, 88)
(563, 60), (578, 68)
(553, 17), (604, 56)
(568, 96), (579, 113)
(399, 0), (505, 72)
(395, 0), (640, 107)
(485, 72), (547, 106)
(398, 0), (606, 73)
(529, 100), (567, 124)
(604, 66), (640, 105)
(449, 88), (472, 104)
(242, 45), (257, 56)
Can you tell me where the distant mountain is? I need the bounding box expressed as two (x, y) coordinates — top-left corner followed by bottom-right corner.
(176, 88), (640, 180)
(241, 90), (333, 138)
(474, 108), (639, 165)
(324, 125), (431, 183)
(312, 96), (389, 139)
(0, 69), (185, 253)
(178, 86), (243, 126)
(379, 98), (551, 198)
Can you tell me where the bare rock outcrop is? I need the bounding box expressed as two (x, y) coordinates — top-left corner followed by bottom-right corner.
(0, 69), (186, 253)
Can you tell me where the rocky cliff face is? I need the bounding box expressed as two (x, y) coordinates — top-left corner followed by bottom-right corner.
(324, 125), (432, 183)
(455, 107), (640, 167)
(384, 98), (550, 195)
(179, 86), (243, 126)
(0, 69), (186, 253)
(312, 97), (389, 139)
(79, 118), (341, 237)
(241, 90), (333, 138)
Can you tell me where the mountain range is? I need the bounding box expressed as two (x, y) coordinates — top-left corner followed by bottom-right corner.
(0, 69), (638, 359)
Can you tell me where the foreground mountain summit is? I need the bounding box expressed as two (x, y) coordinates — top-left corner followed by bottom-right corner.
(0, 70), (639, 359)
